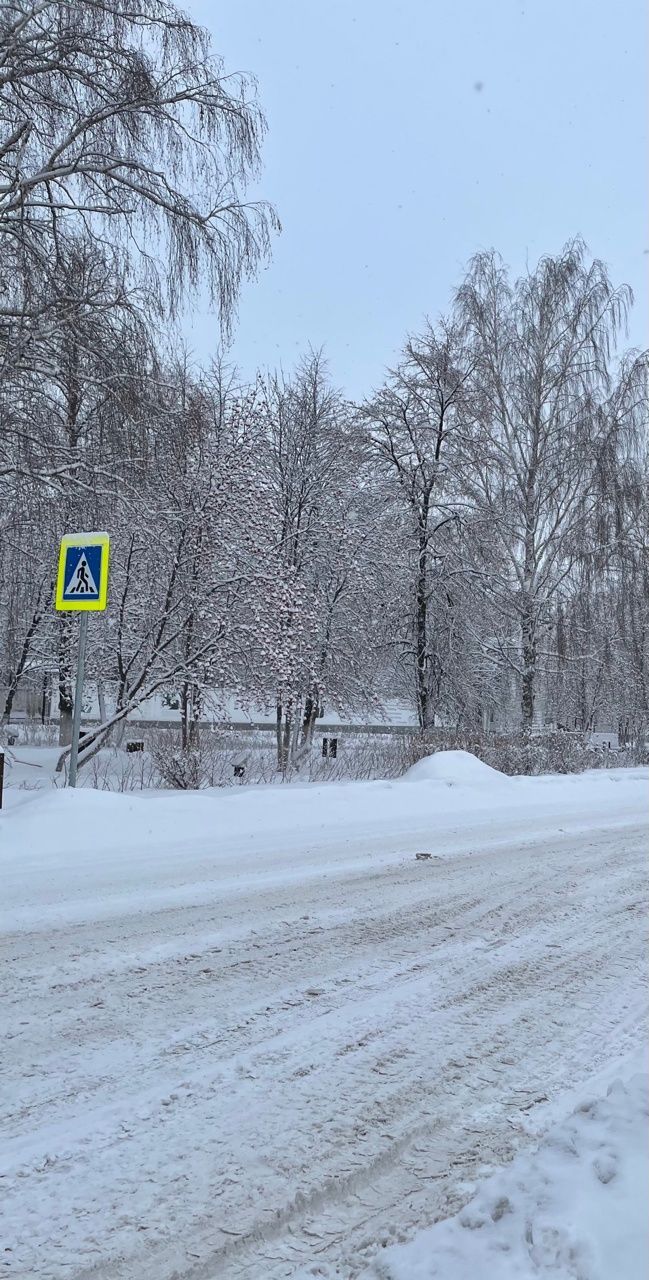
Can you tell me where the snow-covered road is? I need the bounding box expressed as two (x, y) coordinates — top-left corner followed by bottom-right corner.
(1, 764), (647, 1279)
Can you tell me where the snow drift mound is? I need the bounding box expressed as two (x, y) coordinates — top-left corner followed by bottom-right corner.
(363, 1071), (649, 1280)
(403, 749), (510, 786)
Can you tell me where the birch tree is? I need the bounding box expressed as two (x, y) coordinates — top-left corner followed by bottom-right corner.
(0, 0), (275, 324)
(456, 240), (636, 728)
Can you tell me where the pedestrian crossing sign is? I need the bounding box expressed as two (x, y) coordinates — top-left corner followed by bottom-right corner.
(55, 532), (110, 611)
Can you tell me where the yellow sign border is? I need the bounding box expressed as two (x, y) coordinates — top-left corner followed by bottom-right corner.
(55, 532), (110, 612)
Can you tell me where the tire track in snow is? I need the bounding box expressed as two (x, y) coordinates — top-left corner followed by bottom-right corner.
(1, 823), (646, 1280)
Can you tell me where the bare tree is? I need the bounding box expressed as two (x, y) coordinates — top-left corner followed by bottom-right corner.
(252, 352), (384, 771)
(456, 239), (638, 729)
(257, 352), (342, 769)
(0, 0), (276, 326)
(362, 322), (474, 729)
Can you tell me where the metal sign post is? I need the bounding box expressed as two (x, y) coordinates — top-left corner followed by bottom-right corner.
(55, 531), (110, 788)
(68, 613), (89, 789)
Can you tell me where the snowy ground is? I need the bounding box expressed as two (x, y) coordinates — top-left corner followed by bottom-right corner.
(364, 1072), (648, 1280)
(1, 756), (647, 1279)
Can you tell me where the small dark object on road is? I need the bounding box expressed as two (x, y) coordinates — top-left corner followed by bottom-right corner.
(415, 851), (432, 861)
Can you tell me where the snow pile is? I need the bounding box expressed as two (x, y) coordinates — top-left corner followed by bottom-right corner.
(366, 1073), (649, 1280)
(403, 749), (510, 786)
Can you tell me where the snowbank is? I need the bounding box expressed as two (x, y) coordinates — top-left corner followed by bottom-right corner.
(2, 763), (646, 935)
(403, 749), (510, 786)
(2, 762), (644, 864)
(365, 1073), (649, 1280)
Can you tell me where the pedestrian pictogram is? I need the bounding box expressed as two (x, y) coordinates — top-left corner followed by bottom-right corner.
(64, 551), (99, 598)
(55, 532), (110, 612)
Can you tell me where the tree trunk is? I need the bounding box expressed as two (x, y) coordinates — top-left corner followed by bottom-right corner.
(300, 692), (319, 750)
(189, 686), (200, 748)
(97, 679), (107, 726)
(281, 700), (293, 776)
(521, 615), (536, 730)
(415, 519), (434, 731)
(41, 672), (51, 725)
(1, 598), (44, 724)
(180, 685), (201, 749)
(1, 679), (16, 727)
(180, 681), (189, 750)
(289, 701), (301, 771)
(276, 700), (285, 772)
(275, 700), (295, 775)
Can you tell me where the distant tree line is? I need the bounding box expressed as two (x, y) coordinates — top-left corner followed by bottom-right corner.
(1, 1), (647, 773)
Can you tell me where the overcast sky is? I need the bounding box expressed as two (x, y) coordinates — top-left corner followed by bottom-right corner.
(184, 0), (647, 397)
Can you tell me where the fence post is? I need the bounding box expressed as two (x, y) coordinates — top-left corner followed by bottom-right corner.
(0, 749), (4, 810)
